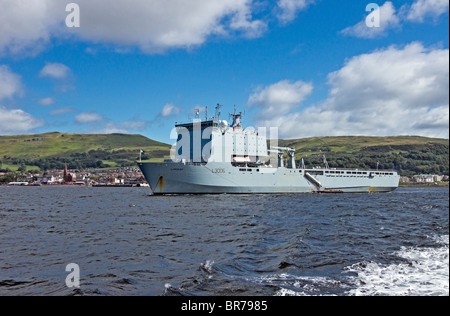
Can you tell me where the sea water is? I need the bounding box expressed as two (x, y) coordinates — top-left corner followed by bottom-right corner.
(0, 186), (448, 296)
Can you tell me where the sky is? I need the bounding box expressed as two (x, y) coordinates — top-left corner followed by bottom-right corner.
(0, 0), (448, 143)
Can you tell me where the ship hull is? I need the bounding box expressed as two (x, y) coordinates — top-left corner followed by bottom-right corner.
(138, 162), (400, 195)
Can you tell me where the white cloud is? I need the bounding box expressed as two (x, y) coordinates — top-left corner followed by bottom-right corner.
(0, 106), (44, 134)
(95, 120), (149, 134)
(75, 112), (105, 124)
(73, 110), (149, 133)
(276, 0), (313, 24)
(96, 122), (128, 134)
(0, 0), (322, 55)
(342, 0), (449, 39)
(73, 0), (267, 52)
(326, 42), (448, 111)
(0, 0), (63, 56)
(247, 80), (313, 119)
(0, 65), (43, 134)
(228, 2), (267, 38)
(411, 105), (449, 131)
(38, 97), (55, 106)
(119, 120), (148, 131)
(160, 103), (183, 117)
(406, 0), (449, 22)
(39, 63), (71, 79)
(341, 2), (400, 39)
(0, 65), (22, 101)
(252, 43), (449, 139)
(49, 107), (76, 116)
(0, 0), (271, 55)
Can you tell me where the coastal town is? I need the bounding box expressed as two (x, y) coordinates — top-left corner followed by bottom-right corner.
(0, 163), (448, 187)
(400, 174), (449, 186)
(0, 164), (149, 187)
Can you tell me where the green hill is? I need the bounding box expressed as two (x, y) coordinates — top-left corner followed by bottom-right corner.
(278, 136), (449, 177)
(0, 133), (448, 176)
(0, 132), (171, 172)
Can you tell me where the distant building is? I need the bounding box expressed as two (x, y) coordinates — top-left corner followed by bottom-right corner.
(63, 163), (73, 183)
(413, 174), (443, 183)
(400, 176), (412, 182)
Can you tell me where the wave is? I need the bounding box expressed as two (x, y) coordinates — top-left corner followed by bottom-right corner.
(345, 235), (449, 296)
(254, 235), (449, 296)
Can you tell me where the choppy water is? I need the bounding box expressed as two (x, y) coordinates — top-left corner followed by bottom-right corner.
(0, 186), (448, 296)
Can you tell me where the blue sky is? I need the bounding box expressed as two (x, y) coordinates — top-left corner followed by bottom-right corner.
(0, 0), (448, 143)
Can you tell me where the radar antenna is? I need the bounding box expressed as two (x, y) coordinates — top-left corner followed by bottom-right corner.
(215, 104), (223, 120)
(229, 105), (243, 128)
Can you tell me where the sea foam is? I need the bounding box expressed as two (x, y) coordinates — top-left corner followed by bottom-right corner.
(346, 235), (449, 296)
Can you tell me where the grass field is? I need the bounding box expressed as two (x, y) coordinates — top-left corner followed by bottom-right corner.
(278, 135), (449, 156)
(0, 133), (448, 176)
(0, 132), (169, 159)
(0, 132), (171, 171)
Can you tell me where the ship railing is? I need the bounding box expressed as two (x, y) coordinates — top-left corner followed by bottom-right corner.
(183, 161), (207, 167)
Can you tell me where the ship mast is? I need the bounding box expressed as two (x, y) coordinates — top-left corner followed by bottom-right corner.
(215, 104), (222, 120)
(230, 105), (243, 128)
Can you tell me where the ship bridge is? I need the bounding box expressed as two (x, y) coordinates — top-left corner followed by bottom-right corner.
(173, 106), (268, 164)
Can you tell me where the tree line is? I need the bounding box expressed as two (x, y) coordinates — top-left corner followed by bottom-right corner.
(0, 149), (147, 172)
(301, 143), (449, 176)
(1, 143), (448, 177)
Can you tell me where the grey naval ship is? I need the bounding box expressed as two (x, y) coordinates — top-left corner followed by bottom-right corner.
(138, 106), (400, 195)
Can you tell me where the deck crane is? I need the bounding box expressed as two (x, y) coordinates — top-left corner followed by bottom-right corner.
(268, 146), (296, 169)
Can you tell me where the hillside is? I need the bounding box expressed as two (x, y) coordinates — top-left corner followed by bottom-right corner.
(278, 136), (449, 177)
(0, 133), (448, 176)
(0, 132), (171, 171)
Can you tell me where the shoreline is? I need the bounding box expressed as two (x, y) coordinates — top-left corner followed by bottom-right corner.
(1, 184), (448, 188)
(0, 184), (149, 188)
(399, 183), (449, 188)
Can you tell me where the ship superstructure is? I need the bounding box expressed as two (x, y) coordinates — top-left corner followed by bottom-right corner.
(138, 106), (400, 194)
